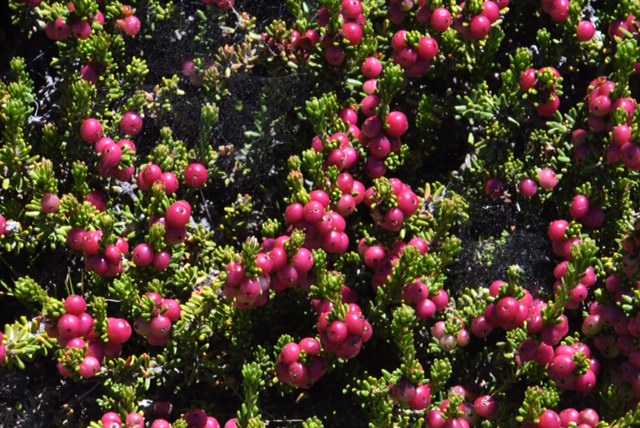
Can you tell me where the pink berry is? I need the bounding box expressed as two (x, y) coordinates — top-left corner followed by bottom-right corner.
(132, 243), (154, 267)
(64, 295), (87, 315)
(519, 178), (538, 197)
(570, 195), (590, 219)
(577, 21), (596, 41)
(417, 37), (439, 60)
(549, 0), (570, 23)
(41, 193), (61, 214)
(107, 317), (132, 344)
(431, 8), (452, 32)
(385, 111), (408, 137)
(470, 15), (492, 39)
(120, 111), (143, 135)
(80, 118), (103, 143)
(538, 168), (559, 190)
(166, 201), (192, 228)
(79, 356), (101, 378)
(361, 56), (382, 78)
(342, 22), (364, 45)
(122, 15), (141, 37)
(184, 163), (208, 188)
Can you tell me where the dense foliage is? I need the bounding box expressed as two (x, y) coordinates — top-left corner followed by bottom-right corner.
(2, 0), (640, 426)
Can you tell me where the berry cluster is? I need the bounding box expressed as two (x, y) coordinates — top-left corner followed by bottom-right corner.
(520, 66), (563, 117)
(285, 197), (351, 254)
(522, 407), (600, 428)
(51, 296), (132, 379)
(134, 293), (182, 347)
(389, 31), (438, 78)
(389, 377), (431, 411)
(67, 227), (129, 278)
(80, 115), (140, 182)
(364, 178), (421, 231)
(44, 5), (105, 41)
(317, 0), (367, 65)
(275, 338), (328, 388)
(317, 303), (372, 359)
(361, 236), (431, 290)
(402, 276), (449, 320)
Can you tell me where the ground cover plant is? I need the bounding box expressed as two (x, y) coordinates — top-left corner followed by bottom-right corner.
(2, 0), (640, 426)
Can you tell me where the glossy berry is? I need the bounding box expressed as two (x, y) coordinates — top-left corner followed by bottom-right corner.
(132, 243), (154, 267)
(184, 163), (208, 188)
(64, 295), (87, 316)
(120, 111), (143, 135)
(361, 56), (382, 78)
(107, 317), (132, 344)
(538, 168), (559, 190)
(80, 118), (103, 143)
(385, 111), (408, 137)
(431, 7), (452, 32)
(122, 15), (141, 36)
(166, 201), (192, 228)
(470, 15), (492, 39)
(577, 21), (596, 41)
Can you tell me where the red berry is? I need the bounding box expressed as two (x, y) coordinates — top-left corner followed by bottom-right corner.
(184, 163), (208, 188)
(122, 15), (141, 36)
(132, 243), (154, 267)
(385, 111), (408, 137)
(120, 111), (143, 135)
(166, 201), (192, 228)
(470, 15), (492, 39)
(417, 37), (439, 60)
(107, 317), (132, 344)
(361, 56), (382, 78)
(80, 118), (103, 143)
(431, 8), (452, 32)
(342, 22), (363, 45)
(570, 195), (590, 219)
(577, 21), (596, 41)
(549, 0), (570, 23)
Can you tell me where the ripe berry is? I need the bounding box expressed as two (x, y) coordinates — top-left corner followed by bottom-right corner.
(153, 251), (172, 271)
(79, 356), (101, 378)
(107, 317), (132, 344)
(577, 20), (596, 41)
(342, 22), (364, 45)
(132, 243), (154, 267)
(184, 163), (208, 188)
(341, 0), (363, 19)
(538, 168), (559, 190)
(64, 295), (87, 315)
(417, 37), (439, 60)
(101, 142), (123, 168)
(41, 193), (61, 214)
(549, 0), (570, 23)
(166, 201), (192, 228)
(158, 172), (179, 195)
(325, 46), (345, 66)
(361, 56), (382, 78)
(431, 8), (452, 32)
(385, 111), (409, 137)
(570, 195), (590, 219)
(120, 111), (143, 135)
(122, 15), (141, 36)
(80, 118), (103, 143)
(150, 315), (172, 338)
(482, 1), (500, 23)
(470, 15), (492, 39)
